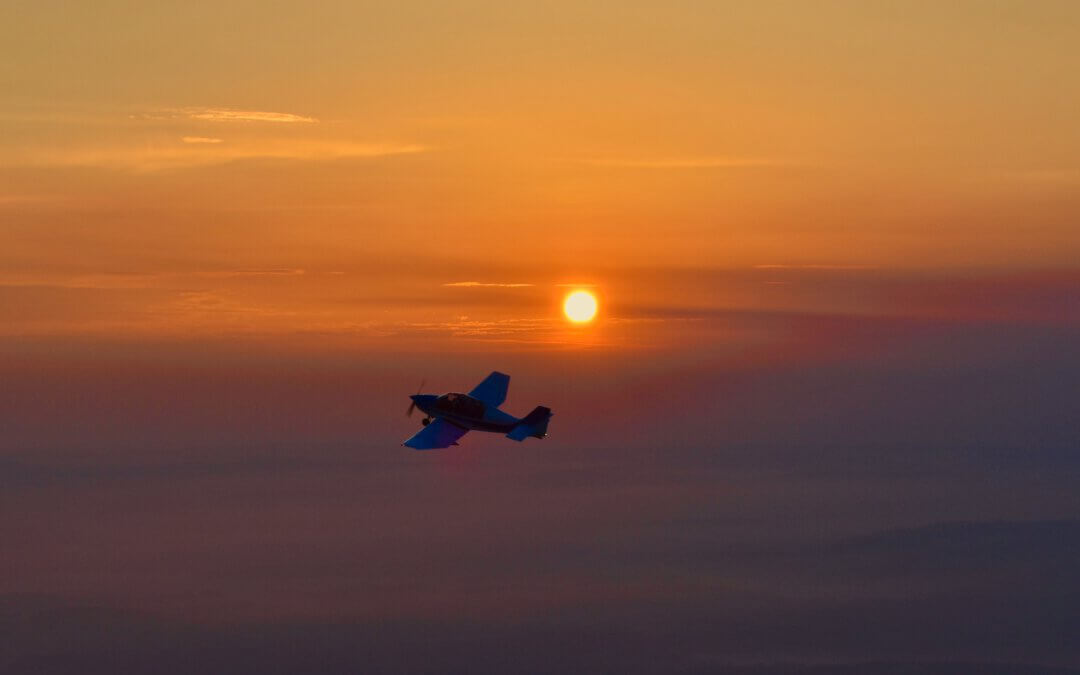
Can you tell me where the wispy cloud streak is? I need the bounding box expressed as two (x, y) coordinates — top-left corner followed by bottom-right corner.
(6, 140), (428, 171)
(443, 281), (534, 288)
(183, 108), (317, 123)
(1002, 168), (1080, 185)
(223, 268), (306, 277)
(754, 264), (878, 270)
(0, 194), (55, 206)
(579, 157), (796, 169)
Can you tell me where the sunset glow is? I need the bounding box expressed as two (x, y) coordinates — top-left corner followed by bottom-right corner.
(3, 3), (1079, 670)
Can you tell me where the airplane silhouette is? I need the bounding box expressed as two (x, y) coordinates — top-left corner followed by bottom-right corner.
(403, 371), (552, 450)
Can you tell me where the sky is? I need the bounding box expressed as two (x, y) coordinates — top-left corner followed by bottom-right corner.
(2, 1), (1079, 673)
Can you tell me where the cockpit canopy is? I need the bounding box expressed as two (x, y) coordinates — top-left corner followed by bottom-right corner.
(434, 392), (485, 418)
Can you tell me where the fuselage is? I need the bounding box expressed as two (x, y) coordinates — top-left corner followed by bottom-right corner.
(410, 392), (520, 432)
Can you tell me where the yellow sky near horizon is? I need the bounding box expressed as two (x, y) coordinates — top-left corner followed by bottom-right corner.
(2, 1), (1079, 344)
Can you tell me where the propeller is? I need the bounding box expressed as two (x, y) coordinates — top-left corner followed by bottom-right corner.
(406, 378), (426, 418)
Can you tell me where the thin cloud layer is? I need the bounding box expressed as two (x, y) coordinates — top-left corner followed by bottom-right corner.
(754, 264), (879, 270)
(999, 168), (1080, 185)
(182, 107), (317, 123)
(580, 156), (796, 169)
(0, 194), (55, 206)
(5, 139), (429, 171)
(1, 104), (426, 170)
(443, 281), (535, 288)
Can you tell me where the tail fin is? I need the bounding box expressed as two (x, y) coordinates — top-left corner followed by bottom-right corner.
(506, 406), (552, 442)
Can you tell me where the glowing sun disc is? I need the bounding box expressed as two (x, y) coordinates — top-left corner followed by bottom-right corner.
(563, 290), (598, 323)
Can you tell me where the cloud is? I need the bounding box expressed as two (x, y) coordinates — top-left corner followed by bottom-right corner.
(0, 105), (424, 170)
(165, 290), (297, 324)
(754, 264), (878, 270)
(222, 268), (305, 277)
(442, 281), (534, 288)
(5, 139), (429, 171)
(427, 317), (552, 336)
(0, 273), (162, 290)
(0, 269), (306, 290)
(0, 194), (55, 206)
(389, 316), (581, 344)
(579, 156), (796, 169)
(183, 107), (317, 124)
(999, 168), (1080, 185)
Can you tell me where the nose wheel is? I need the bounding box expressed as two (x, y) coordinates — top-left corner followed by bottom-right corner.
(421, 417), (432, 426)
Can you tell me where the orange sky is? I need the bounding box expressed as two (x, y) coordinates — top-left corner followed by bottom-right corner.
(2, 1), (1079, 346)
(6, 8), (1080, 657)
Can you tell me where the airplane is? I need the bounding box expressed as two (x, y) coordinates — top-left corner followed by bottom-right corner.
(402, 371), (552, 450)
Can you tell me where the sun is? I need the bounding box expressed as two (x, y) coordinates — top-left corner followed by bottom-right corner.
(563, 290), (598, 323)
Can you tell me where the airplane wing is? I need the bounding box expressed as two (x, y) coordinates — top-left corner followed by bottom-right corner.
(402, 419), (469, 450)
(468, 371), (510, 407)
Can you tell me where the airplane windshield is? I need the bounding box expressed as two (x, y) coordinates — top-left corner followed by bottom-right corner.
(435, 393), (484, 418)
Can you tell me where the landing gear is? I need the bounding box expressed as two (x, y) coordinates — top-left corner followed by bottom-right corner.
(422, 417), (432, 426)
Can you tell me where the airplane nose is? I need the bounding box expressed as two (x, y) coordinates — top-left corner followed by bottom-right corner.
(410, 394), (421, 402)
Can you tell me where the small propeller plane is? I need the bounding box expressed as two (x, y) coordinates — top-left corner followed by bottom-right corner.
(403, 371), (552, 450)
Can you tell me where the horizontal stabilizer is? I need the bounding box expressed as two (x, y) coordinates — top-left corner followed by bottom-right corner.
(506, 406), (552, 442)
